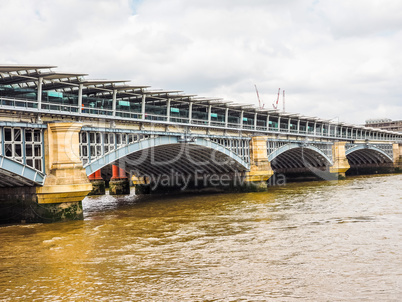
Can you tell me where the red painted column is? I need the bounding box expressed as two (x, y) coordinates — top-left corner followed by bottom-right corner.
(94, 169), (103, 180)
(119, 168), (127, 179)
(111, 165), (120, 180)
(88, 172), (96, 180)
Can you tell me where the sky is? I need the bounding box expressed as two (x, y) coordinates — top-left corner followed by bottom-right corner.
(1, 0), (402, 124)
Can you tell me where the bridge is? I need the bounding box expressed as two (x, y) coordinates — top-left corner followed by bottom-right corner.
(0, 65), (401, 223)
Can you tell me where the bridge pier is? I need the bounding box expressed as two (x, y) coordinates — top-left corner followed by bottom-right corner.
(244, 136), (274, 190)
(0, 122), (92, 223)
(393, 143), (402, 171)
(329, 141), (350, 178)
(109, 165), (130, 195)
(88, 169), (106, 195)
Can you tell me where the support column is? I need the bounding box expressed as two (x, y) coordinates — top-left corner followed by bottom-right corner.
(141, 94), (146, 120)
(0, 122), (93, 223)
(244, 136), (274, 190)
(188, 102), (193, 124)
(393, 143), (402, 171)
(119, 168), (127, 179)
(78, 83), (83, 114)
(112, 89), (117, 117)
(266, 115), (270, 131)
(109, 164), (130, 195)
(254, 112), (258, 130)
(208, 105), (212, 126)
(167, 99), (171, 122)
(37, 76), (43, 110)
(329, 141), (350, 178)
(88, 169), (105, 195)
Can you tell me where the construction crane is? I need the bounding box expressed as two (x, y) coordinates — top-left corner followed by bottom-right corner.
(272, 88), (280, 110)
(254, 84), (265, 109)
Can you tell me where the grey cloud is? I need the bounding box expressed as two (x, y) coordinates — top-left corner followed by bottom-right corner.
(0, 0), (401, 123)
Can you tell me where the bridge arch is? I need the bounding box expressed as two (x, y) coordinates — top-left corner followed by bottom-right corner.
(0, 155), (45, 187)
(84, 136), (250, 177)
(268, 143), (333, 171)
(345, 145), (393, 165)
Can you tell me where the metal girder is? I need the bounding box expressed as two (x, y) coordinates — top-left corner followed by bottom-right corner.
(345, 145), (393, 163)
(84, 136), (250, 177)
(0, 155), (45, 187)
(268, 143), (333, 165)
(269, 143), (332, 171)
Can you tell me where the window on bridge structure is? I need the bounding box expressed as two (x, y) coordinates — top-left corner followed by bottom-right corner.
(299, 121), (307, 133)
(269, 117), (279, 131)
(89, 132), (102, 158)
(280, 119), (288, 131)
(84, 95), (113, 116)
(170, 100), (190, 124)
(191, 103), (209, 125)
(242, 112), (255, 130)
(3, 86), (37, 103)
(43, 90), (79, 113)
(116, 98), (142, 118)
(116, 133), (127, 149)
(79, 132), (89, 164)
(256, 115), (267, 131)
(210, 107), (226, 127)
(227, 110), (241, 128)
(329, 125), (335, 136)
(322, 124), (328, 135)
(128, 134), (141, 144)
(289, 119), (298, 133)
(316, 124), (322, 135)
(103, 133), (115, 154)
(3, 128), (23, 164)
(25, 129), (43, 172)
(145, 99), (168, 121)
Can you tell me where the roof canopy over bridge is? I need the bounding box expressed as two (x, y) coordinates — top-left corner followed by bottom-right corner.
(0, 64), (401, 142)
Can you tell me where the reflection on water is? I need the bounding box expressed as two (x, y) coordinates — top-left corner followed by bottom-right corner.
(0, 174), (401, 301)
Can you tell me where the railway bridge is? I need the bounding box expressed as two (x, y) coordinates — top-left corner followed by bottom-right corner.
(0, 65), (401, 222)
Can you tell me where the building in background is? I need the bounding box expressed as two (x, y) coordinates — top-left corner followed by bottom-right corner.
(365, 118), (402, 132)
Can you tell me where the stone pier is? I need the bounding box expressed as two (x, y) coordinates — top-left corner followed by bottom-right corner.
(329, 141), (350, 178)
(393, 143), (402, 171)
(244, 136), (274, 190)
(0, 122), (92, 223)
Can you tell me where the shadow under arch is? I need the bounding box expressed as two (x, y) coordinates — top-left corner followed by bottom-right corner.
(84, 136), (250, 178)
(345, 145), (393, 166)
(268, 143), (333, 172)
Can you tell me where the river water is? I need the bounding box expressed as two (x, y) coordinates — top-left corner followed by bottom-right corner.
(0, 174), (401, 301)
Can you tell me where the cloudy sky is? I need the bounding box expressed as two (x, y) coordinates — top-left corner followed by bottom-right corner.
(1, 0), (401, 124)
